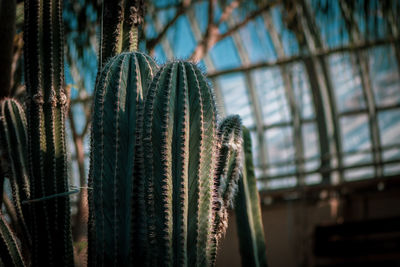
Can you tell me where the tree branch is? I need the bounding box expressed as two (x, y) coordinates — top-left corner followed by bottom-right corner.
(190, 0), (280, 61)
(146, 0), (192, 53)
(216, 0), (240, 25)
(217, 0), (280, 41)
(68, 108), (89, 242)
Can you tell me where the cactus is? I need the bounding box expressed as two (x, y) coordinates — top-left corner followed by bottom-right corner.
(235, 127), (268, 267)
(99, 0), (145, 70)
(210, 115), (243, 265)
(88, 59), (267, 267)
(23, 0), (73, 266)
(0, 99), (30, 246)
(0, 214), (25, 267)
(88, 51), (157, 267)
(141, 61), (218, 267)
(0, 0), (269, 266)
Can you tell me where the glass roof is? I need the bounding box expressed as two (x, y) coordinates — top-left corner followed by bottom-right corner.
(66, 0), (400, 192)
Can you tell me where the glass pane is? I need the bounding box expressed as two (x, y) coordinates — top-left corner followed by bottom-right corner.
(329, 53), (366, 112)
(384, 163), (400, 176)
(218, 74), (254, 126)
(271, 7), (300, 56)
(340, 114), (373, 166)
(267, 177), (297, 190)
(378, 109), (400, 161)
(265, 127), (296, 176)
(378, 109), (400, 147)
(305, 173), (322, 185)
(252, 68), (291, 125)
(210, 37), (242, 70)
(302, 123), (320, 171)
(311, 0), (349, 48)
(291, 63), (315, 119)
(344, 167), (374, 182)
(238, 20), (271, 63)
(369, 46), (400, 107)
(167, 16), (196, 59)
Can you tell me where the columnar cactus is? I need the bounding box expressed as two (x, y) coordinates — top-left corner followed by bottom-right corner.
(88, 51), (157, 267)
(235, 127), (268, 267)
(23, 0), (73, 266)
(0, 214), (25, 267)
(99, 0), (145, 70)
(0, 99), (30, 246)
(210, 115), (243, 265)
(88, 60), (265, 267)
(0, 1), (269, 267)
(141, 61), (218, 267)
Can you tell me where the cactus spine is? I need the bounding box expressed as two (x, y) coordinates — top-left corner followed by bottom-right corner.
(88, 52), (157, 267)
(0, 99), (30, 246)
(23, 0), (73, 266)
(235, 127), (268, 267)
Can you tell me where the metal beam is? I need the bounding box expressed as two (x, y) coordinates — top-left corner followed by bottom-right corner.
(387, 6), (400, 77)
(339, 0), (383, 178)
(263, 12), (306, 186)
(296, 0), (343, 184)
(258, 158), (400, 181)
(226, 15), (269, 177)
(207, 38), (397, 78)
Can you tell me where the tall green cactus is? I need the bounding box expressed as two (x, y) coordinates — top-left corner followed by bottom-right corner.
(0, 99), (30, 246)
(142, 61), (218, 267)
(0, 214), (25, 267)
(235, 127), (268, 267)
(88, 51), (157, 267)
(23, 0), (73, 266)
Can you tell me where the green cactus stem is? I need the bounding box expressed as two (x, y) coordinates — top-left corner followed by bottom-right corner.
(0, 213), (26, 267)
(0, 99), (30, 246)
(235, 127), (268, 267)
(99, 0), (145, 70)
(209, 115), (243, 265)
(142, 61), (218, 267)
(23, 0), (73, 266)
(88, 51), (157, 267)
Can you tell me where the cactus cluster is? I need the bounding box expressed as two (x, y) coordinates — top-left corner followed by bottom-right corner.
(88, 55), (268, 267)
(0, 0), (268, 266)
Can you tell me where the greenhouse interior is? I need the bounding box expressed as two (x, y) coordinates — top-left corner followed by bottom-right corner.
(0, 0), (400, 266)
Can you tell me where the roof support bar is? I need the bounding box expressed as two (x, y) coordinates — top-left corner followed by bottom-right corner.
(339, 0), (383, 178)
(387, 7), (400, 77)
(296, 0), (343, 184)
(263, 12), (306, 187)
(225, 15), (269, 177)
